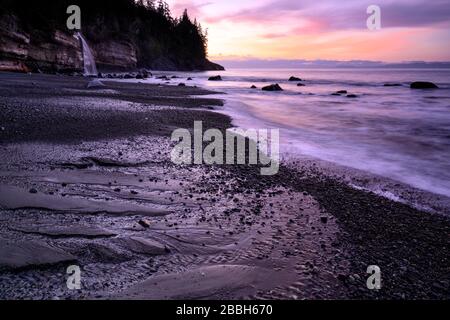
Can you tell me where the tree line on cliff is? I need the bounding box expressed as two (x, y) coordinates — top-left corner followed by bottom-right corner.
(0, 0), (221, 70)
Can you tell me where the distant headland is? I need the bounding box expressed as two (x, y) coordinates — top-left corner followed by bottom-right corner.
(0, 0), (224, 73)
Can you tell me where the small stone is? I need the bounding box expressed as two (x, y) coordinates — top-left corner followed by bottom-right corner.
(410, 81), (438, 89)
(208, 75), (222, 81)
(29, 188), (38, 194)
(320, 217), (328, 224)
(138, 219), (151, 228)
(262, 84), (283, 91)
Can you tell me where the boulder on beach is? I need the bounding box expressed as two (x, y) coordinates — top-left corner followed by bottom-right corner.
(410, 81), (438, 89)
(140, 69), (151, 78)
(208, 75), (222, 81)
(289, 76), (302, 81)
(87, 79), (105, 89)
(262, 84), (283, 91)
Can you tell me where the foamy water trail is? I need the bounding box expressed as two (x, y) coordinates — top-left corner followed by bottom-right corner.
(134, 68), (450, 198)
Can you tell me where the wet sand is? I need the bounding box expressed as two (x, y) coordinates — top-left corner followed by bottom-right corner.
(0, 72), (449, 299)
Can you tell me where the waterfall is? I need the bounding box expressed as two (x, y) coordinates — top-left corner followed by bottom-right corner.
(75, 32), (98, 76)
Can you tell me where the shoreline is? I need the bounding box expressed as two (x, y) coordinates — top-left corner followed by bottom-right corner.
(0, 72), (449, 299)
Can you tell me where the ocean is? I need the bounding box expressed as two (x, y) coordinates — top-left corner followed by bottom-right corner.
(146, 68), (450, 198)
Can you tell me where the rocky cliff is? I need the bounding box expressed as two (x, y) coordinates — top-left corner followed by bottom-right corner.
(0, 4), (224, 73)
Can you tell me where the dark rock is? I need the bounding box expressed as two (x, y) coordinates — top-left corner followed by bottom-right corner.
(178, 83), (186, 86)
(138, 219), (151, 228)
(346, 94), (358, 98)
(331, 93), (341, 96)
(124, 74), (134, 79)
(29, 188), (38, 194)
(336, 90), (347, 94)
(87, 79), (105, 89)
(320, 217), (328, 224)
(297, 83), (305, 87)
(187, 77), (193, 81)
(140, 69), (151, 78)
(262, 84), (283, 91)
(250, 85), (257, 89)
(384, 83), (402, 87)
(410, 81), (438, 89)
(289, 76), (302, 81)
(208, 75), (222, 81)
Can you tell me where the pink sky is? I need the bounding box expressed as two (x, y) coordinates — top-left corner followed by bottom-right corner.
(166, 0), (450, 62)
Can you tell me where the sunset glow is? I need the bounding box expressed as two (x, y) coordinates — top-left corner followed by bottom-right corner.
(167, 0), (450, 62)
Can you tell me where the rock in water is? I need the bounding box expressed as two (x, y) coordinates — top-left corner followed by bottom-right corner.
(289, 76), (302, 81)
(297, 83), (305, 87)
(336, 90), (347, 94)
(178, 83), (186, 86)
(262, 84), (283, 91)
(87, 79), (105, 89)
(208, 75), (222, 81)
(410, 81), (439, 89)
(347, 94), (358, 98)
(250, 85), (257, 89)
(384, 83), (402, 87)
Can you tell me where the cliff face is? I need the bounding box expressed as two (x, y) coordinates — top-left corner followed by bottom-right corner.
(0, 14), (82, 73)
(0, 11), (224, 73)
(91, 40), (137, 71)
